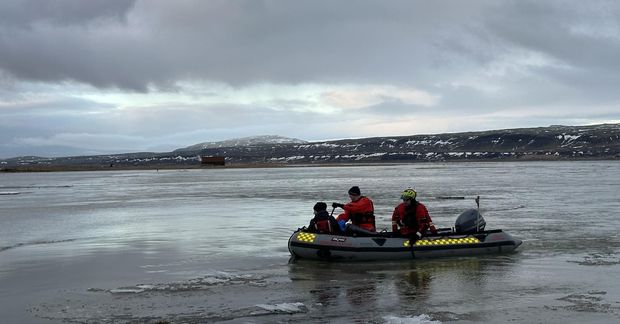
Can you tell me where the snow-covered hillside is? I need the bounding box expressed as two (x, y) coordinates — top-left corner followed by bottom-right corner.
(174, 135), (308, 151)
(2, 124), (619, 169)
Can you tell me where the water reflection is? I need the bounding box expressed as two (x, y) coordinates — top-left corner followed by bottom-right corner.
(345, 279), (379, 309)
(288, 256), (521, 320)
(398, 268), (433, 302)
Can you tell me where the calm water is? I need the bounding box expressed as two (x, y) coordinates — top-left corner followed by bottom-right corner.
(1, 162), (619, 323)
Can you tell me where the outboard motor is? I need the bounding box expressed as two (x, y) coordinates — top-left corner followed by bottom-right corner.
(455, 209), (486, 233)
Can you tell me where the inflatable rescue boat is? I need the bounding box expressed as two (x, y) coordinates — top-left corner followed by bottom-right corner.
(288, 209), (522, 261)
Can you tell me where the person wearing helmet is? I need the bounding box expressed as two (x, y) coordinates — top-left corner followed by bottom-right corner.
(392, 188), (437, 237)
(308, 202), (342, 234)
(332, 186), (376, 232)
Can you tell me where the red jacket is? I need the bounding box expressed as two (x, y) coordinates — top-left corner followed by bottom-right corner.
(336, 196), (375, 231)
(308, 210), (342, 235)
(392, 201), (437, 236)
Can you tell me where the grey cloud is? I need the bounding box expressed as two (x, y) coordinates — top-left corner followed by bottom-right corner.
(0, 0), (135, 28)
(3, 0), (618, 101)
(0, 1), (504, 90)
(486, 1), (620, 66)
(2, 0), (619, 95)
(2, 0), (620, 158)
(485, 2), (620, 87)
(1, 26), (171, 91)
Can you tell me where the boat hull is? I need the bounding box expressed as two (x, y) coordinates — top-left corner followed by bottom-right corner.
(288, 229), (522, 261)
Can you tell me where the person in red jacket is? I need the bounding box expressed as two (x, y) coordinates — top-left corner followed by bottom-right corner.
(308, 202), (342, 234)
(392, 188), (437, 237)
(332, 186), (376, 232)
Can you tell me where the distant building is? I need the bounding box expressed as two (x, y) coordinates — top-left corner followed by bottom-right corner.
(200, 156), (225, 166)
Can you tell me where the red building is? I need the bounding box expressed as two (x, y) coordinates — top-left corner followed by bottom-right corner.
(200, 156), (225, 166)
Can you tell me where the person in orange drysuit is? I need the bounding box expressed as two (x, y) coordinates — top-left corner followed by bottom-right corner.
(392, 188), (437, 237)
(332, 186), (375, 232)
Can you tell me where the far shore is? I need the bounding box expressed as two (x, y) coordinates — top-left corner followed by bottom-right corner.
(1, 156), (618, 173)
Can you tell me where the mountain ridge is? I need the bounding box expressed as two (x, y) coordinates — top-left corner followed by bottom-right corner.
(2, 123), (619, 169)
(174, 135), (307, 152)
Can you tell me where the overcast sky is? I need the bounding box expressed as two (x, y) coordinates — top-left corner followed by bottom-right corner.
(1, 0), (619, 158)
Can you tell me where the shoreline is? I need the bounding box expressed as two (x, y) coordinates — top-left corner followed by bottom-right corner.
(1, 157), (618, 172)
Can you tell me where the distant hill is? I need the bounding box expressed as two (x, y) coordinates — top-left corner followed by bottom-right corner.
(2, 124), (619, 170)
(174, 135), (308, 152)
(189, 123), (620, 164)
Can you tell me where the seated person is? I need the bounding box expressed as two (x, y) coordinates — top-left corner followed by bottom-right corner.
(392, 188), (437, 238)
(308, 202), (342, 234)
(332, 186), (376, 232)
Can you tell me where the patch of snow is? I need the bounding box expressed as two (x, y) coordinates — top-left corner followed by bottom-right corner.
(285, 155), (305, 161)
(255, 302), (306, 314)
(405, 140), (432, 146)
(380, 141), (396, 148)
(383, 314), (442, 324)
(340, 153), (386, 160)
(109, 288), (145, 294)
(559, 134), (581, 144)
(298, 143), (339, 149)
(434, 140), (452, 146)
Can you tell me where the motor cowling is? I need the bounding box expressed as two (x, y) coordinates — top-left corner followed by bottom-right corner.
(455, 209), (486, 233)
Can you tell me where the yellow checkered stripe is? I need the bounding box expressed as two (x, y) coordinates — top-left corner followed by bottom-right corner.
(404, 236), (480, 247)
(296, 232), (317, 243)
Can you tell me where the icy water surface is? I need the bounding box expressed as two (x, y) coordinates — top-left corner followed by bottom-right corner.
(1, 162), (619, 323)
